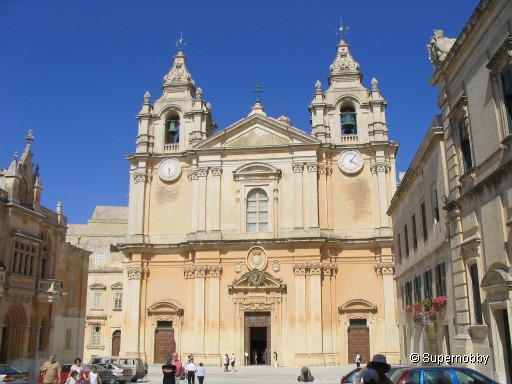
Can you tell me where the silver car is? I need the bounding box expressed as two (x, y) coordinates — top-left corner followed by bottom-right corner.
(98, 364), (133, 384)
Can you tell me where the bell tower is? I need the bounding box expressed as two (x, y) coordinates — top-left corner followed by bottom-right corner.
(134, 49), (216, 155)
(309, 37), (388, 145)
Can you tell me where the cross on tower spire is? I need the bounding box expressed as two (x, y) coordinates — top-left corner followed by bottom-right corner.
(176, 31), (186, 51)
(253, 85), (263, 103)
(336, 18), (350, 40)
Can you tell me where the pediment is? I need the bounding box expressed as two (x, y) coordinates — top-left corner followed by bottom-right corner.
(111, 282), (123, 290)
(194, 114), (320, 150)
(481, 264), (512, 291)
(89, 282), (107, 290)
(147, 300), (184, 315)
(228, 271), (286, 294)
(339, 299), (377, 312)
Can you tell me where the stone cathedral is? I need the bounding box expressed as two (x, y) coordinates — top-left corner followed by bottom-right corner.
(117, 36), (400, 366)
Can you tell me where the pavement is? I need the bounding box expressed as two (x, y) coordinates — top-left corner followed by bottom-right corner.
(143, 364), (356, 384)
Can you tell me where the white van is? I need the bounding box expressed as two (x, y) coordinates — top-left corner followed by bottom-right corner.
(90, 356), (145, 382)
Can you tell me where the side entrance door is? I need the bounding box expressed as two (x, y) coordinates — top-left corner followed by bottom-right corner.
(154, 321), (176, 363)
(347, 319), (370, 364)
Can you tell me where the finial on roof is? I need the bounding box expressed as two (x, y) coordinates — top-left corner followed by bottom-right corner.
(371, 77), (379, 90)
(253, 85), (263, 104)
(13, 151), (18, 161)
(56, 198), (63, 214)
(196, 87), (203, 101)
(26, 130), (34, 145)
(176, 30), (186, 52)
(143, 91), (151, 104)
(315, 80), (322, 93)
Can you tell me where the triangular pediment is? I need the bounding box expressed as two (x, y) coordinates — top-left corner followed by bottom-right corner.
(194, 114), (320, 150)
(89, 282), (107, 290)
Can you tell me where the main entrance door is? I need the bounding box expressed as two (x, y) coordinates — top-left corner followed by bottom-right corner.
(244, 312), (271, 365)
(154, 321), (176, 363)
(347, 319), (370, 364)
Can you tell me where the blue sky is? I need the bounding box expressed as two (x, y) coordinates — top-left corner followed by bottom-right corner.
(0, 1), (478, 224)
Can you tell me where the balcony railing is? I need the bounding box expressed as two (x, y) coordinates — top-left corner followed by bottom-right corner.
(340, 134), (359, 144)
(164, 144), (180, 152)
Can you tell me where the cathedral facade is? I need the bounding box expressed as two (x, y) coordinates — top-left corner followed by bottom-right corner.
(113, 36), (399, 366)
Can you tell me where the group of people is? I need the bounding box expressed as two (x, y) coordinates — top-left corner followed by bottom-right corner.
(162, 353), (205, 384)
(39, 355), (102, 384)
(222, 353), (236, 372)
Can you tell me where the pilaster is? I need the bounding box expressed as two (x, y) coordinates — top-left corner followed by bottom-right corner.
(210, 167), (222, 231)
(123, 266), (149, 355)
(293, 163), (304, 229)
(371, 160), (390, 229)
(307, 163), (319, 229)
(197, 167), (208, 232)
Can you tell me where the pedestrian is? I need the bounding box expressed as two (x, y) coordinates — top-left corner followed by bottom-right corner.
(172, 353), (183, 384)
(162, 357), (177, 384)
(65, 371), (79, 384)
(144, 362), (148, 381)
(355, 352), (361, 368)
(253, 351), (258, 365)
(244, 352), (249, 366)
(366, 354), (393, 384)
(87, 366), (102, 384)
(70, 358), (86, 384)
(230, 353), (236, 371)
(185, 358), (196, 384)
(223, 354), (229, 372)
(40, 353), (62, 384)
(196, 363), (205, 384)
(273, 352), (278, 368)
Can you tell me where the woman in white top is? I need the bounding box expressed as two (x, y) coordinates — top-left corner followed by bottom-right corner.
(70, 358), (86, 384)
(88, 365), (103, 384)
(196, 363), (205, 384)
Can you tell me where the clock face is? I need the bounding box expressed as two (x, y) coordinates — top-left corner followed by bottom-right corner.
(157, 158), (182, 181)
(338, 150), (364, 174)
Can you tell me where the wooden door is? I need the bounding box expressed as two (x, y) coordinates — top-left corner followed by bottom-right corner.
(154, 328), (176, 363)
(348, 326), (370, 364)
(112, 331), (121, 356)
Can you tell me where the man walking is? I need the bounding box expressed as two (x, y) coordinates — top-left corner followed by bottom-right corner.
(355, 352), (361, 368)
(40, 354), (62, 384)
(172, 353), (183, 383)
(230, 353), (236, 371)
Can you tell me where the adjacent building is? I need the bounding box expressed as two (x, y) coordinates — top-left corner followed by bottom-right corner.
(0, 132), (90, 377)
(67, 206), (128, 361)
(108, 35), (400, 366)
(390, 0), (512, 381)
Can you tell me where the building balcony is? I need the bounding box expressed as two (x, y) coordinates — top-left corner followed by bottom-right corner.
(163, 144), (180, 152)
(340, 134), (359, 144)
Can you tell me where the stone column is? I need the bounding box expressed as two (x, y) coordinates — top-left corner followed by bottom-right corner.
(293, 263), (307, 353)
(189, 169), (199, 232)
(375, 261), (399, 359)
(371, 161), (389, 229)
(194, 268), (206, 353)
(322, 264), (338, 357)
(197, 168), (208, 232)
(293, 163), (304, 229)
(307, 163), (319, 229)
(123, 266), (148, 355)
(207, 266), (222, 357)
(308, 263), (323, 354)
(131, 168), (151, 236)
(318, 165), (328, 229)
(210, 167), (222, 232)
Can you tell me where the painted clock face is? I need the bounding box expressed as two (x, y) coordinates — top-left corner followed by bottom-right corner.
(157, 158), (182, 181)
(338, 150), (364, 174)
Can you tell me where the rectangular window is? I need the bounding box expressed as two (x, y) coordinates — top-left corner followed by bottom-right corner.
(11, 240), (37, 276)
(92, 292), (103, 309)
(396, 234), (402, 264)
(91, 325), (101, 345)
(412, 214), (418, 250)
(405, 281), (413, 306)
(431, 189), (440, 223)
(404, 224), (410, 258)
(436, 263), (447, 297)
(65, 329), (72, 349)
(414, 276), (422, 302)
(424, 269), (433, 299)
(114, 292), (123, 309)
(421, 202), (428, 242)
(469, 264), (483, 324)
(95, 253), (105, 263)
(501, 66), (512, 135)
(458, 117), (473, 172)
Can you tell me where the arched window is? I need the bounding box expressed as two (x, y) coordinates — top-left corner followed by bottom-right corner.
(341, 106), (357, 135)
(246, 189), (268, 233)
(165, 113), (180, 144)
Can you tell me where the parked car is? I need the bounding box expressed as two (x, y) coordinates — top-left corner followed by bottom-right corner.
(90, 357), (144, 382)
(355, 365), (411, 383)
(390, 366), (498, 384)
(97, 364), (133, 384)
(341, 367), (362, 383)
(0, 365), (29, 384)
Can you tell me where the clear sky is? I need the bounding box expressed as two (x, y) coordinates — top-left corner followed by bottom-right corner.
(0, 0), (478, 224)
